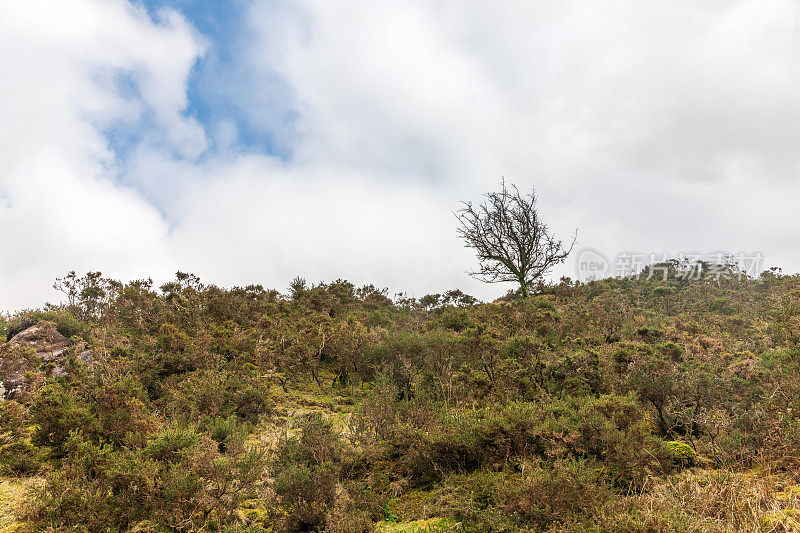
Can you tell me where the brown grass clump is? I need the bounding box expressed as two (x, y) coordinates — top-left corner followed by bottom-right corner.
(600, 468), (800, 532)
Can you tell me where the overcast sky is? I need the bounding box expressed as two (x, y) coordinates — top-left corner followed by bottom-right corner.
(2, 0), (800, 309)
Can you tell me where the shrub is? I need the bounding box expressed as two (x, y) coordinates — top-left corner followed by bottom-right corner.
(387, 410), (484, 487)
(30, 375), (156, 455)
(162, 369), (270, 423)
(370, 394), (667, 492)
(710, 296), (737, 315)
(26, 431), (163, 529)
(10, 269), (800, 530)
(501, 458), (611, 528)
(26, 426), (266, 531)
(657, 341), (684, 362)
(0, 400), (40, 475)
(426, 462), (610, 531)
(482, 394), (669, 487)
(653, 286), (674, 296)
(272, 415), (345, 532)
(325, 487), (374, 533)
(612, 343), (653, 373)
(157, 323), (190, 354)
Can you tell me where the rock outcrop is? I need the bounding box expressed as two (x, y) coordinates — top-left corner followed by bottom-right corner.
(8, 322), (71, 358)
(0, 322), (83, 399)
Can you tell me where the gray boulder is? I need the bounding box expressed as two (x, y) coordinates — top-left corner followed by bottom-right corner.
(0, 322), (88, 399)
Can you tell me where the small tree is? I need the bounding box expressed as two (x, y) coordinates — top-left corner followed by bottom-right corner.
(456, 180), (576, 297)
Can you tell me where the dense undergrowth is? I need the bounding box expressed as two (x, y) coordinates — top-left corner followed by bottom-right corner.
(3, 265), (800, 531)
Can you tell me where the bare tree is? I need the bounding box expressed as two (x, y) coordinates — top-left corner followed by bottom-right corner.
(456, 180), (576, 297)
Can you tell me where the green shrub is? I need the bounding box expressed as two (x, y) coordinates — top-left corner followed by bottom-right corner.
(612, 343), (653, 372)
(30, 375), (155, 455)
(26, 426), (266, 531)
(0, 400), (41, 475)
(710, 296), (737, 315)
(326, 485), (375, 533)
(10, 269), (800, 530)
(653, 286), (674, 296)
(387, 411), (484, 487)
(437, 308), (471, 332)
(484, 394), (669, 486)
(157, 323), (190, 354)
(501, 458), (611, 528)
(636, 326), (664, 341)
(144, 424), (199, 462)
(26, 431), (163, 529)
(371, 394), (667, 492)
(657, 341), (684, 362)
(426, 461), (610, 531)
(272, 415), (345, 532)
(162, 369), (270, 423)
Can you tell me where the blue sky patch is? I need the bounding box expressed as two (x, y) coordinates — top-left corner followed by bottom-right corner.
(123, 0), (299, 161)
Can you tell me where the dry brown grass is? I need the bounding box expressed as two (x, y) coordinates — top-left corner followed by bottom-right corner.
(0, 476), (41, 533)
(600, 468), (800, 532)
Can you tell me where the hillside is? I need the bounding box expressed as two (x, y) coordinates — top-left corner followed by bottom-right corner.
(2, 267), (800, 532)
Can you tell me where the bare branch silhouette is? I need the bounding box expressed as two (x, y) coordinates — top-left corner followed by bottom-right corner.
(456, 179), (576, 297)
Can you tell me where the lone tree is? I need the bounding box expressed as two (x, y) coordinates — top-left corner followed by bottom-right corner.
(456, 180), (576, 297)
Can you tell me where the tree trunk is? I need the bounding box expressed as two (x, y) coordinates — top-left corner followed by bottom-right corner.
(519, 278), (530, 298)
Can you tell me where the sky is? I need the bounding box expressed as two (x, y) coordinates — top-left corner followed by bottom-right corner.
(2, 0), (800, 309)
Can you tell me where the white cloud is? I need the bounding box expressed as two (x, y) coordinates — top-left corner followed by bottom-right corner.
(233, 0), (800, 278)
(0, 0), (204, 309)
(3, 0), (800, 308)
(163, 156), (475, 296)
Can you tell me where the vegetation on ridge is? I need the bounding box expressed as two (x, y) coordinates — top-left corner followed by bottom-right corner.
(2, 265), (800, 531)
